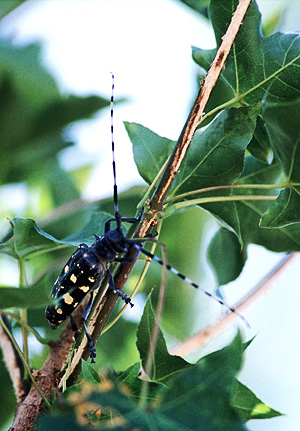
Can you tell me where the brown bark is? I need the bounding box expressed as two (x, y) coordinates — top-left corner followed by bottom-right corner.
(10, 321), (74, 431)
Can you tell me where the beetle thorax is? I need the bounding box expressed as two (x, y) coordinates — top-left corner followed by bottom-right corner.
(91, 229), (128, 262)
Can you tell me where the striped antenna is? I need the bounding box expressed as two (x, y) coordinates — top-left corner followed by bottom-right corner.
(127, 239), (250, 327)
(110, 73), (121, 228)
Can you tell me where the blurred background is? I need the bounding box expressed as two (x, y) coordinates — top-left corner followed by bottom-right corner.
(0, 1), (299, 430)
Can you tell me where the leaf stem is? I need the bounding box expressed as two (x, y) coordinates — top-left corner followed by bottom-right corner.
(139, 235), (167, 409)
(18, 258), (29, 374)
(166, 182), (288, 203)
(163, 195), (276, 217)
(0, 309), (51, 344)
(137, 158), (170, 211)
(202, 95), (242, 123)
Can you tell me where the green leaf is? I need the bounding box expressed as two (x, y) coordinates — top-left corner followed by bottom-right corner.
(0, 41), (59, 107)
(38, 159), (81, 207)
(128, 105), (260, 199)
(124, 121), (175, 185)
(0, 212), (115, 260)
(263, 99), (300, 182)
(192, 0), (300, 105)
(128, 106), (260, 241)
(232, 380), (283, 421)
(118, 362), (165, 400)
(172, 105), (261, 196)
(260, 187), (300, 228)
(127, 103), (262, 243)
(206, 157), (300, 283)
(233, 158), (300, 252)
(156, 333), (245, 431)
(247, 116), (271, 163)
(0, 276), (50, 308)
(207, 229), (246, 285)
(136, 294), (191, 383)
(0, 218), (65, 259)
(32, 94), (110, 138)
(63, 211), (115, 245)
(0, 356), (16, 430)
(82, 360), (101, 384)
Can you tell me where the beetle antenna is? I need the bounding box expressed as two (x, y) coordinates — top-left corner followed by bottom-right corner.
(110, 72), (121, 229)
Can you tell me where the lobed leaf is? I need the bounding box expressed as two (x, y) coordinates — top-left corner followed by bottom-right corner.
(124, 121), (175, 185)
(0, 212), (114, 260)
(232, 380), (283, 421)
(0, 218), (65, 259)
(260, 188), (300, 228)
(128, 105), (260, 241)
(192, 0), (300, 105)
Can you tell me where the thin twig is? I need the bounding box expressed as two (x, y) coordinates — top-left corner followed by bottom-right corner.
(139, 235), (167, 408)
(170, 253), (298, 357)
(0, 313), (27, 403)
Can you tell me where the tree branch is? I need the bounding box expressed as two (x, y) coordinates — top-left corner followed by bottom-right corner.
(10, 320), (75, 431)
(62, 0), (252, 386)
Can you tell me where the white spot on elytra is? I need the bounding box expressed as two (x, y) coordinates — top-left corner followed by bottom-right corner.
(64, 293), (74, 305)
(80, 286), (90, 293)
(70, 274), (77, 283)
